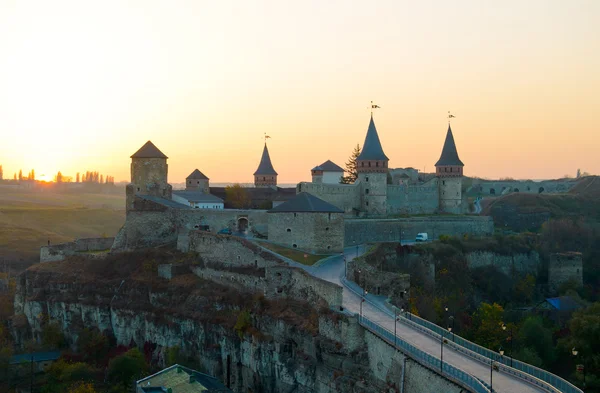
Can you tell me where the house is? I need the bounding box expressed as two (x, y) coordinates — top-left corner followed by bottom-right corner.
(534, 296), (583, 324)
(136, 364), (233, 393)
(311, 160), (344, 184)
(172, 190), (224, 209)
(9, 351), (61, 374)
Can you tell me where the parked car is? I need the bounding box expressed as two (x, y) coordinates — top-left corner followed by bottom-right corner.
(415, 233), (428, 242)
(217, 228), (232, 235)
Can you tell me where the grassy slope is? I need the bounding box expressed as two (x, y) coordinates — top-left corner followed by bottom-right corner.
(0, 189), (125, 265)
(255, 241), (324, 266)
(481, 176), (600, 230)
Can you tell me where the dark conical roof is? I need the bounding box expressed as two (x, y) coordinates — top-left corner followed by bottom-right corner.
(313, 160), (344, 172)
(186, 169), (209, 180)
(130, 141), (168, 159)
(357, 115), (388, 161)
(435, 125), (464, 166)
(253, 143), (278, 176)
(268, 192), (344, 213)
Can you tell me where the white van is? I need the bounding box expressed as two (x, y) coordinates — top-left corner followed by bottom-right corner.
(415, 233), (428, 242)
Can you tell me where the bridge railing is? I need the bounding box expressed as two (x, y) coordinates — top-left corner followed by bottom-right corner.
(358, 315), (490, 393)
(392, 307), (581, 393)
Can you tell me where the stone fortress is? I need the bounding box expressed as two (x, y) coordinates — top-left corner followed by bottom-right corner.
(110, 113), (496, 254)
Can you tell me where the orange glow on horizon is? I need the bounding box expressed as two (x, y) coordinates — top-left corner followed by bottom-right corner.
(0, 1), (599, 184)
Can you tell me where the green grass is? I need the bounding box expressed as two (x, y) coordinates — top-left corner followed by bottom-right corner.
(255, 241), (324, 266)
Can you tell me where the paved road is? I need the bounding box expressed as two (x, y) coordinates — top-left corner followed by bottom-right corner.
(310, 247), (547, 393)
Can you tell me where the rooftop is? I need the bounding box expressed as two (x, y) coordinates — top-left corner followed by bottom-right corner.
(186, 169), (209, 180)
(139, 195), (192, 209)
(268, 192), (344, 213)
(131, 141), (168, 159)
(542, 296), (582, 311)
(173, 190), (224, 204)
(10, 351), (61, 365)
(137, 364), (233, 393)
(356, 115), (388, 161)
(312, 160), (344, 172)
(254, 143), (278, 176)
(435, 125), (463, 166)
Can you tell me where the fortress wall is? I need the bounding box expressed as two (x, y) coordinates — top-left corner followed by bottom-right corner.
(266, 265), (343, 307)
(267, 212), (345, 253)
(190, 265), (266, 293)
(318, 314), (363, 352)
(387, 182), (439, 215)
(472, 179), (577, 195)
(112, 210), (179, 250)
(296, 182), (360, 213)
(344, 216), (494, 245)
(548, 252), (583, 291)
(173, 209), (269, 236)
(466, 251), (540, 276)
(40, 237), (115, 262)
(185, 231), (281, 268)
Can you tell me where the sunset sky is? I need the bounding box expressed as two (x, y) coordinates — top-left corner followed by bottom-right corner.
(0, 0), (599, 184)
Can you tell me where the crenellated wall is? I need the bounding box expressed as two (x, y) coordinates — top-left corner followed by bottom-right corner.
(387, 178), (439, 215)
(296, 182), (360, 213)
(40, 237), (114, 262)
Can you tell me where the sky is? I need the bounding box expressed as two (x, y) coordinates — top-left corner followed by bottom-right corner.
(0, 0), (599, 183)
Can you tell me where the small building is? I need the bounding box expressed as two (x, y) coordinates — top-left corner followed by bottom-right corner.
(172, 190), (224, 209)
(534, 296), (583, 325)
(9, 351), (61, 374)
(267, 192), (344, 253)
(185, 169), (210, 193)
(311, 160), (344, 184)
(136, 364), (233, 393)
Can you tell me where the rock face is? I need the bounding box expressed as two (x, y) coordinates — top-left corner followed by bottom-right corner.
(11, 251), (466, 393)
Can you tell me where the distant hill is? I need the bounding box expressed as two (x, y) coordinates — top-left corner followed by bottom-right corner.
(482, 176), (600, 231)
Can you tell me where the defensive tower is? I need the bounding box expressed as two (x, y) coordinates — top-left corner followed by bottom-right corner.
(254, 143), (278, 187)
(186, 169), (209, 193)
(356, 115), (389, 215)
(435, 124), (464, 213)
(126, 141), (172, 213)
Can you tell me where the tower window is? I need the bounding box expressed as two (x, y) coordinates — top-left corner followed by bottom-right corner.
(286, 228), (291, 232)
(443, 181), (445, 185)
(197, 181), (199, 184)
(137, 187), (140, 191)
(366, 177), (369, 182)
(368, 162), (371, 167)
(376, 162), (379, 167)
(450, 167), (453, 172)
(365, 189), (369, 194)
(361, 162), (364, 167)
(366, 201), (369, 206)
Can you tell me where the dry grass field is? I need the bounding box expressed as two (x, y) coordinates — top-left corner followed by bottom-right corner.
(0, 187), (125, 269)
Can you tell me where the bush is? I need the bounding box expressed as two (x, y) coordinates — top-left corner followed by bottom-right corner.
(234, 310), (252, 339)
(107, 348), (148, 390)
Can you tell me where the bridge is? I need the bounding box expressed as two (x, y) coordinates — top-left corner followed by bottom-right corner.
(268, 243), (582, 393)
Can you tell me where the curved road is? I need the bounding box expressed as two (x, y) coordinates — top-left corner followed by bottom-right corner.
(309, 246), (548, 393)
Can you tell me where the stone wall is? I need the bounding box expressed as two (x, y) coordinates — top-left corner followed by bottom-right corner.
(40, 237), (114, 262)
(267, 211), (345, 253)
(113, 195), (269, 250)
(471, 179), (577, 196)
(548, 252), (583, 292)
(439, 177), (462, 214)
(318, 314), (363, 352)
(183, 231), (281, 268)
(266, 266), (343, 307)
(157, 264), (192, 280)
(387, 178), (439, 215)
(466, 251), (540, 276)
(346, 251), (410, 299)
(364, 331), (465, 393)
(358, 172), (387, 216)
(296, 182), (360, 214)
(344, 216), (494, 245)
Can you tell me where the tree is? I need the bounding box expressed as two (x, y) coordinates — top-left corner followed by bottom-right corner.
(30, 169), (35, 180)
(67, 382), (97, 393)
(340, 144), (361, 184)
(225, 184), (251, 209)
(18, 170), (22, 181)
(76, 172), (80, 183)
(517, 316), (556, 367)
(76, 328), (109, 365)
(55, 171), (63, 183)
(41, 322), (66, 349)
(107, 348), (148, 390)
(470, 302), (505, 350)
(0, 164), (3, 180)
(13, 173), (16, 180)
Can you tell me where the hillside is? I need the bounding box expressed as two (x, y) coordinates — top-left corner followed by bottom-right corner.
(482, 176), (600, 231)
(0, 188), (125, 270)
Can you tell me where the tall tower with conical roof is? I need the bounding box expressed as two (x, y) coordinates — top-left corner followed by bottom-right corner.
(356, 115), (389, 215)
(254, 143), (278, 187)
(126, 140), (172, 213)
(435, 125), (464, 213)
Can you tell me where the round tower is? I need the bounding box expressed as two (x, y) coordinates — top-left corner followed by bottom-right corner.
(435, 124), (464, 213)
(311, 165), (323, 184)
(254, 143), (278, 188)
(186, 169), (210, 193)
(356, 115), (389, 216)
(126, 140), (172, 213)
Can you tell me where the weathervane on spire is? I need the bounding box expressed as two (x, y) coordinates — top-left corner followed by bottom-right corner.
(264, 133), (271, 143)
(448, 111), (456, 124)
(371, 101), (381, 115)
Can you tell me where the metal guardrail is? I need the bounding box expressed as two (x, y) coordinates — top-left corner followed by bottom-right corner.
(393, 311), (581, 393)
(359, 315), (490, 393)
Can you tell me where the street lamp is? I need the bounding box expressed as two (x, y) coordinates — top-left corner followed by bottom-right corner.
(402, 289), (411, 320)
(360, 289), (368, 318)
(491, 348), (504, 392)
(572, 348), (586, 389)
(502, 323), (513, 367)
(448, 316), (455, 342)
